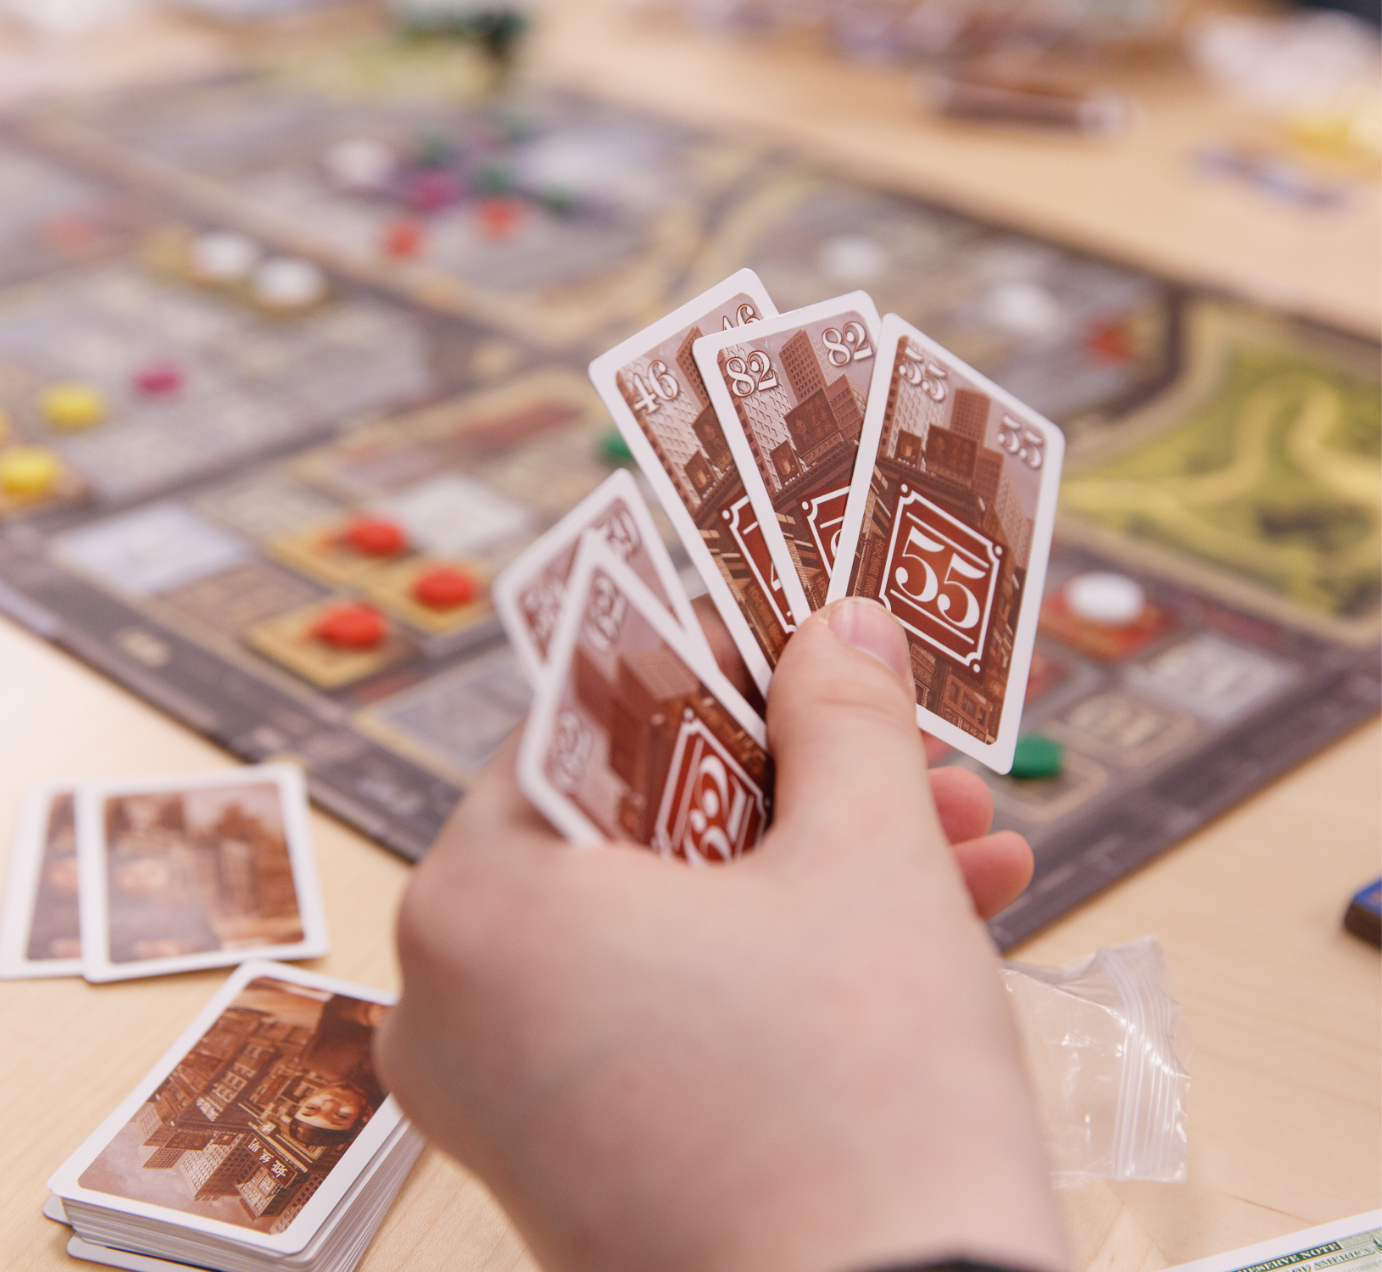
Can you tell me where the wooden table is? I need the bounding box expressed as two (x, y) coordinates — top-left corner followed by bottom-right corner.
(1, 3), (1378, 1269)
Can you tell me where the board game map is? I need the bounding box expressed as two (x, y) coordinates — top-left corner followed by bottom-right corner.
(0, 67), (1377, 947)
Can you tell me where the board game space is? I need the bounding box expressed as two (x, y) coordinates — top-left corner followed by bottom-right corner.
(0, 67), (1377, 946)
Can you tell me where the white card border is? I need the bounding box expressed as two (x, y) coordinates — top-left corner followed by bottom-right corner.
(492, 467), (710, 685)
(0, 783), (82, 979)
(827, 312), (1066, 774)
(692, 290), (882, 628)
(517, 533), (767, 849)
(77, 765), (329, 983)
(589, 268), (779, 696)
(1163, 1212), (1382, 1272)
(47, 960), (401, 1257)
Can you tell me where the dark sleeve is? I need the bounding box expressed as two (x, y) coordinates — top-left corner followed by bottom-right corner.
(850, 1258), (1055, 1272)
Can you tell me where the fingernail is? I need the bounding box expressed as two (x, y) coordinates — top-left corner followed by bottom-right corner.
(826, 598), (912, 684)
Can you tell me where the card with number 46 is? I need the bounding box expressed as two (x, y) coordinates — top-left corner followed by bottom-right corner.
(828, 313), (1065, 774)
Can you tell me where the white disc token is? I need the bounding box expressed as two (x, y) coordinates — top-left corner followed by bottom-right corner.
(189, 231), (259, 283)
(253, 257), (327, 310)
(818, 234), (886, 284)
(1065, 572), (1145, 626)
(324, 138), (395, 192)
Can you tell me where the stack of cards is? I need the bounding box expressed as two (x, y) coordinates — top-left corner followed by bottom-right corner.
(0, 766), (328, 983)
(44, 962), (422, 1272)
(495, 268), (1063, 856)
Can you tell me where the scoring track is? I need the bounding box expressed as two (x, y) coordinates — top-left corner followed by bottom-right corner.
(0, 76), (1376, 944)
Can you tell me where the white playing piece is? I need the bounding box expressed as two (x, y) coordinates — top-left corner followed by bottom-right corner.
(1065, 571), (1146, 625)
(324, 138), (396, 192)
(984, 280), (1067, 336)
(817, 234), (886, 284)
(253, 257), (327, 309)
(188, 231), (259, 283)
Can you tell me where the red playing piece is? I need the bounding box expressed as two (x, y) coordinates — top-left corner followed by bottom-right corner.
(381, 219), (425, 259)
(134, 362), (183, 395)
(476, 197), (523, 241)
(340, 516), (408, 557)
(412, 565), (478, 609)
(311, 603), (387, 650)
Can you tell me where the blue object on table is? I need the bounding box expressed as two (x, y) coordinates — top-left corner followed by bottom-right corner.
(1343, 879), (1381, 947)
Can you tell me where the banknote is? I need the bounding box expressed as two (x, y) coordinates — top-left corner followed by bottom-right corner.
(517, 536), (772, 863)
(693, 292), (881, 625)
(589, 269), (791, 696)
(492, 468), (708, 683)
(828, 313), (1064, 773)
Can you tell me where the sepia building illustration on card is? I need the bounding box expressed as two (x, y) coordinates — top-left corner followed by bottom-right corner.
(850, 337), (1041, 744)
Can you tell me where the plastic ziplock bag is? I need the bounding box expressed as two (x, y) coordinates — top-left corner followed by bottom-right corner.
(1002, 935), (1193, 1190)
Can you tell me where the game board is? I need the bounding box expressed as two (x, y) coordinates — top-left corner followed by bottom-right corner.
(0, 68), (1376, 945)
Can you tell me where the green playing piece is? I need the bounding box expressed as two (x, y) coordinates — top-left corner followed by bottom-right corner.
(1010, 733), (1064, 779)
(598, 431), (633, 466)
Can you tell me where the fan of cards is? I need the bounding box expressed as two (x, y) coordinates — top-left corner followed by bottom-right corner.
(43, 961), (423, 1272)
(494, 269), (1064, 864)
(0, 766), (328, 983)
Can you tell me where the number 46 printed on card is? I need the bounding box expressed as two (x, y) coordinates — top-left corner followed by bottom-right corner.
(829, 313), (1065, 775)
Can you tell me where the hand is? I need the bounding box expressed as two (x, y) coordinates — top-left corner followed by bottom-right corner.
(376, 598), (1069, 1272)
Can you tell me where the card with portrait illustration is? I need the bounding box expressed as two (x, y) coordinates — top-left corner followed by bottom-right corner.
(76, 766), (328, 983)
(47, 962), (402, 1255)
(518, 535), (773, 864)
(829, 313), (1064, 774)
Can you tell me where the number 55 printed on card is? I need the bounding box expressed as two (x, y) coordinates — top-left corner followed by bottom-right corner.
(828, 313), (1064, 774)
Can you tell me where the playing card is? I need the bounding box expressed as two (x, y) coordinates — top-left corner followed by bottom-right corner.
(828, 313), (1065, 773)
(692, 291), (882, 625)
(517, 536), (773, 863)
(589, 269), (790, 696)
(48, 961), (404, 1258)
(492, 467), (709, 684)
(0, 784), (82, 979)
(76, 766), (328, 983)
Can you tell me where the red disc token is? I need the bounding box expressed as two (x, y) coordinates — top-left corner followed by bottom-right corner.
(341, 517), (408, 557)
(476, 197), (523, 241)
(381, 220), (425, 259)
(311, 604), (387, 650)
(134, 362), (183, 395)
(412, 565), (478, 609)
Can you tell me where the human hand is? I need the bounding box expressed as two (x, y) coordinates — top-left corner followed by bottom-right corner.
(376, 598), (1068, 1272)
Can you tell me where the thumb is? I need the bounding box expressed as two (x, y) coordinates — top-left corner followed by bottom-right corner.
(764, 598), (943, 864)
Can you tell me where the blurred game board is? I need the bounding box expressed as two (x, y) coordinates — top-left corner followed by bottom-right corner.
(0, 74), (1376, 944)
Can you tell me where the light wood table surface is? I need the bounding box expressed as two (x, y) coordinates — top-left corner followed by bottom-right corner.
(0, 4), (1379, 1270)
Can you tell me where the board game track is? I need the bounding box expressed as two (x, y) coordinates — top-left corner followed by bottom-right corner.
(0, 71), (1375, 947)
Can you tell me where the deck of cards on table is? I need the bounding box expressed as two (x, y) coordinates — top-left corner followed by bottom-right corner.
(0, 766), (328, 982)
(45, 962), (422, 1272)
(497, 268), (1064, 861)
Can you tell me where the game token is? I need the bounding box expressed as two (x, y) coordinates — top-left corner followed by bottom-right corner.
(311, 602), (387, 649)
(1066, 572), (1146, 626)
(40, 383), (105, 430)
(381, 219), (426, 259)
(324, 137), (396, 192)
(598, 430), (633, 465)
(341, 516), (408, 556)
(1010, 733), (1064, 779)
(477, 196), (523, 240)
(188, 231), (259, 283)
(413, 565), (478, 609)
(404, 170), (462, 212)
(133, 361), (182, 395)
(253, 257), (327, 311)
(0, 446), (60, 496)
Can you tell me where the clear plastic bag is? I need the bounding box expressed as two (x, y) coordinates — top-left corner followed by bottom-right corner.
(1001, 935), (1193, 1190)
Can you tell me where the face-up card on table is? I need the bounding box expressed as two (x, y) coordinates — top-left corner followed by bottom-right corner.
(518, 537), (773, 864)
(47, 961), (402, 1258)
(828, 313), (1064, 773)
(492, 467), (709, 684)
(76, 765), (329, 983)
(0, 785), (82, 979)
(589, 269), (792, 697)
(693, 291), (881, 626)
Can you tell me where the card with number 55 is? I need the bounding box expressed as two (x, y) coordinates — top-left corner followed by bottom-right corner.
(828, 313), (1064, 774)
